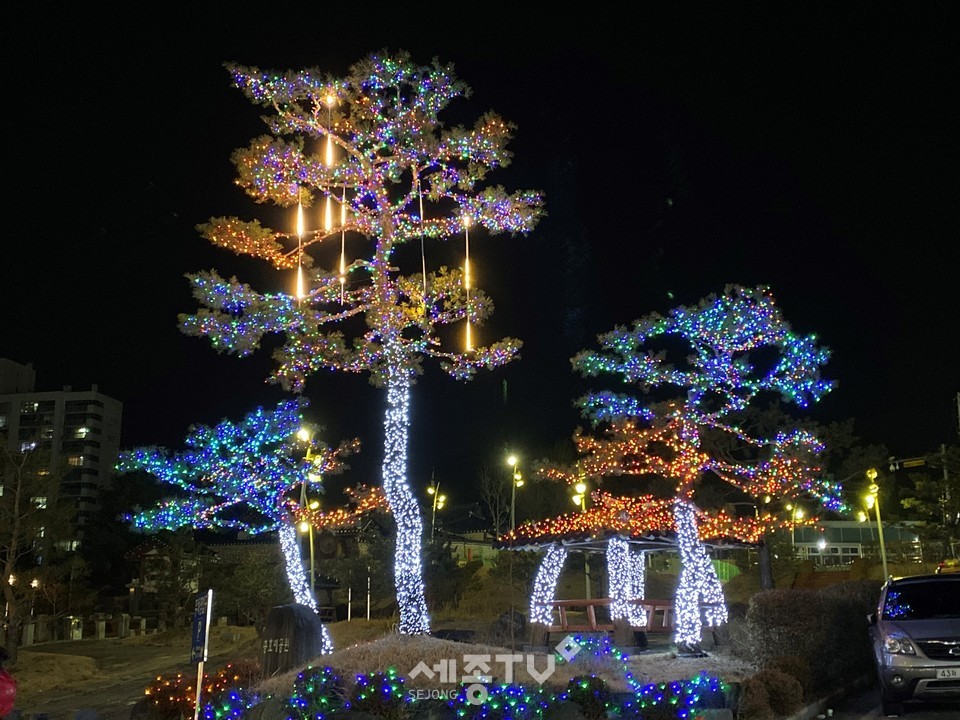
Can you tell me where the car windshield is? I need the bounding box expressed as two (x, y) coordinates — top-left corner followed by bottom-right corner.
(882, 579), (960, 620)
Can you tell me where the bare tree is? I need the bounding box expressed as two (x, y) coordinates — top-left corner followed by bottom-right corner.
(0, 442), (75, 659)
(478, 464), (510, 537)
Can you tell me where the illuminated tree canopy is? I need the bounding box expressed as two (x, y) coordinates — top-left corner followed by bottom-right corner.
(572, 284), (839, 510)
(118, 399), (358, 653)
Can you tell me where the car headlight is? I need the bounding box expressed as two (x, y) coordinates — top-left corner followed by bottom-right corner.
(883, 635), (916, 655)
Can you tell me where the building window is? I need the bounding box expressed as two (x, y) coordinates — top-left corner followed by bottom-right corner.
(67, 455), (83, 467)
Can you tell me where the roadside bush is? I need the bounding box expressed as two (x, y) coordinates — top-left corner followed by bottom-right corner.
(737, 583), (877, 692)
(750, 668), (803, 716)
(762, 655), (812, 698)
(735, 676), (773, 720)
(738, 589), (826, 673)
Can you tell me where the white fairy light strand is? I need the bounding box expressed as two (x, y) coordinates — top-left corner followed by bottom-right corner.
(629, 548), (648, 627)
(380, 368), (431, 634)
(529, 544), (568, 625)
(672, 499), (728, 648)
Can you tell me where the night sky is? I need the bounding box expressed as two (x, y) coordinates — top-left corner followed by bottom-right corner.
(6, 5), (959, 500)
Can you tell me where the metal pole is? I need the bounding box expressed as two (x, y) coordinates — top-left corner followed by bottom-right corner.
(366, 568), (371, 620)
(308, 526), (315, 599)
(347, 586), (352, 622)
(510, 479), (516, 533)
(581, 495), (590, 599)
(942, 443), (951, 524)
(875, 494), (889, 580)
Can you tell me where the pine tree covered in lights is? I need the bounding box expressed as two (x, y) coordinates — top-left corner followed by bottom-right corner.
(571, 284), (840, 654)
(117, 399), (359, 653)
(178, 50), (544, 634)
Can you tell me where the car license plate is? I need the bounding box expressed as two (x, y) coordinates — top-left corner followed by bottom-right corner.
(936, 668), (960, 679)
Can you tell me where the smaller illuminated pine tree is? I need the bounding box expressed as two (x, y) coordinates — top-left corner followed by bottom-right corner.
(571, 284), (841, 653)
(118, 399), (359, 654)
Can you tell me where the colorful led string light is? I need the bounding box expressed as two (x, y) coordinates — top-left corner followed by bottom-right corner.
(180, 50), (545, 635)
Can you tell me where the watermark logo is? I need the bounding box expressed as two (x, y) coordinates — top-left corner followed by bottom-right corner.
(407, 637), (582, 705)
(555, 634), (581, 662)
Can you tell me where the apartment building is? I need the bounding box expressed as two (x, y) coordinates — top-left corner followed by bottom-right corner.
(0, 358), (123, 547)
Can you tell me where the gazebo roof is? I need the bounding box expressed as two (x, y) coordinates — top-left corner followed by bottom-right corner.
(495, 492), (780, 552)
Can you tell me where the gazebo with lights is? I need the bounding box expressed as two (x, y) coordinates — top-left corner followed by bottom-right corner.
(496, 490), (791, 654)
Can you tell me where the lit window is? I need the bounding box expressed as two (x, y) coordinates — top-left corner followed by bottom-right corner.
(75, 427), (90, 439)
(67, 455), (83, 467)
(19, 440), (38, 452)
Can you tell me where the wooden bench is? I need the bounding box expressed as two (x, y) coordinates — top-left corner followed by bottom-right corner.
(538, 597), (675, 634)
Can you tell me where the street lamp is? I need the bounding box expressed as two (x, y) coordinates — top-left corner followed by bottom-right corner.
(506, 454), (525, 532)
(427, 480), (446, 541)
(865, 468), (889, 580)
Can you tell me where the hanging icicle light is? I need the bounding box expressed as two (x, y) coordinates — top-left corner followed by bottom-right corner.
(463, 214), (472, 352)
(339, 185), (347, 304)
(324, 106), (334, 233)
(296, 196), (306, 301)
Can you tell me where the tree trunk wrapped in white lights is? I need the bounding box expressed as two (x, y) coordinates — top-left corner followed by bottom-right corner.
(278, 521), (333, 653)
(381, 366), (429, 633)
(529, 545), (568, 626)
(672, 499), (727, 653)
(607, 538), (649, 627)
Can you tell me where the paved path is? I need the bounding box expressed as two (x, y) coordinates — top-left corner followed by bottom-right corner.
(16, 635), (250, 720)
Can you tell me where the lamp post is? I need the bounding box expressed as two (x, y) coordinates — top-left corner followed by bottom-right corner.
(571, 479), (590, 598)
(297, 427), (323, 600)
(30, 578), (39, 616)
(506, 454), (525, 532)
(298, 500), (319, 598)
(865, 468), (889, 580)
(427, 478), (446, 540)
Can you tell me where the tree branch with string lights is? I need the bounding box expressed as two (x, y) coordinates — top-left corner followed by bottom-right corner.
(179, 50), (544, 634)
(117, 399), (359, 654)
(566, 284), (840, 654)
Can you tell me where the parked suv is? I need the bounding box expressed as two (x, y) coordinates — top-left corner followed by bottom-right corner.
(869, 573), (960, 715)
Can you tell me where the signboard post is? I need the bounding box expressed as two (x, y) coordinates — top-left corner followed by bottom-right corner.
(191, 589), (213, 720)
